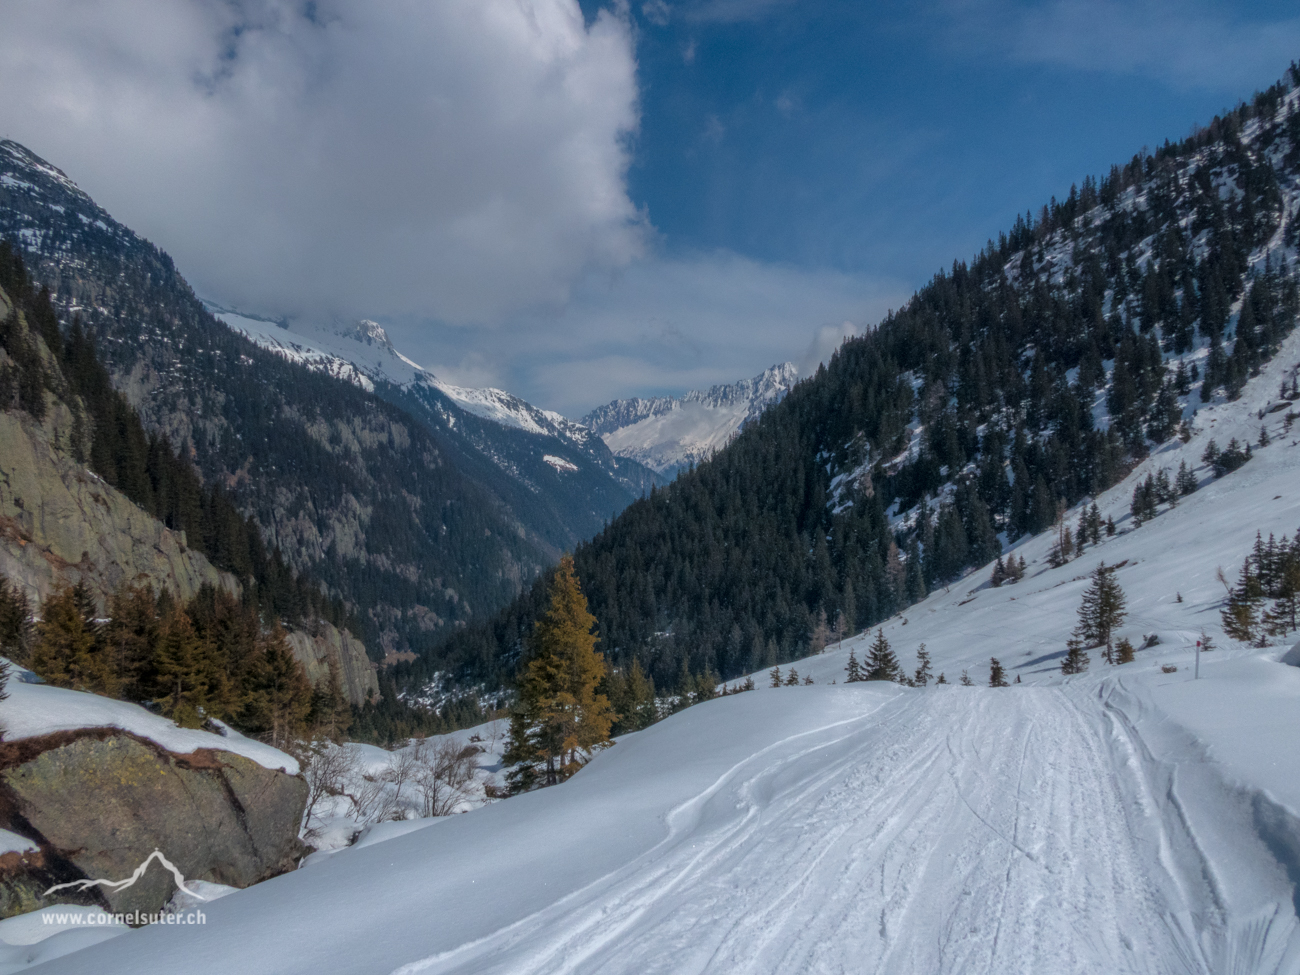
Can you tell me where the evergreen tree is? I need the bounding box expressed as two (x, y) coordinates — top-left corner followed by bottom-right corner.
(0, 577), (32, 665)
(770, 666), (783, 688)
(244, 625), (312, 748)
(1175, 461), (1198, 496)
(863, 629), (902, 682)
(1221, 558), (1263, 642)
(912, 644), (933, 687)
(988, 658), (1009, 687)
(504, 556), (616, 789)
(844, 649), (863, 683)
(151, 609), (217, 728)
(935, 672), (948, 684)
(1115, 637), (1136, 664)
(959, 670), (973, 686)
(1074, 562), (1127, 662)
(31, 585), (115, 694)
(1061, 637), (1090, 675)
(785, 668), (800, 686)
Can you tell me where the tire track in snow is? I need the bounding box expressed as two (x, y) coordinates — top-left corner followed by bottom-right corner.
(393, 685), (1300, 975)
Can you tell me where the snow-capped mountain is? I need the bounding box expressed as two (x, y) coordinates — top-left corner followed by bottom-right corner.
(206, 304), (663, 502)
(582, 363), (800, 474)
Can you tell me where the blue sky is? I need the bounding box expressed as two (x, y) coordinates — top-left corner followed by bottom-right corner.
(2, 0), (1298, 415)
(609, 0), (1298, 288)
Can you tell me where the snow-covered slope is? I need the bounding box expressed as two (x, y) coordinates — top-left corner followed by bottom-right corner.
(582, 363), (799, 474)
(51, 320), (1300, 975)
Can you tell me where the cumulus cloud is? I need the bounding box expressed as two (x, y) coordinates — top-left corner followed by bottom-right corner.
(0, 0), (645, 324)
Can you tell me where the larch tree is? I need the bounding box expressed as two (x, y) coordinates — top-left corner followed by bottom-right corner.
(504, 556), (616, 791)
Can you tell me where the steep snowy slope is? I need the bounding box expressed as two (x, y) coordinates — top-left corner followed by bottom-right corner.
(47, 337), (1300, 975)
(582, 363), (798, 474)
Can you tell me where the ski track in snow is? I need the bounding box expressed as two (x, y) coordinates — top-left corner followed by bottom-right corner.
(395, 686), (1298, 975)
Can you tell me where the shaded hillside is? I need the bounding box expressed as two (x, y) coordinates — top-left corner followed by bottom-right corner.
(410, 67), (1300, 694)
(0, 143), (556, 658)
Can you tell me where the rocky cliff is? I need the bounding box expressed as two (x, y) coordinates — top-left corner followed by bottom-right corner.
(0, 401), (234, 612)
(285, 626), (378, 706)
(0, 729), (307, 918)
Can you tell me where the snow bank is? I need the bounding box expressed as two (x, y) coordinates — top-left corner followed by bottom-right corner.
(1, 678), (298, 774)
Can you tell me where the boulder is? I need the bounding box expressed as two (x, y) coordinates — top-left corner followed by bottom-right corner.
(0, 730), (308, 918)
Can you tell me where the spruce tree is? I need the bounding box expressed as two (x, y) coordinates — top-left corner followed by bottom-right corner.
(770, 666), (783, 688)
(912, 644), (933, 687)
(1221, 558), (1263, 642)
(1061, 637), (1089, 675)
(1074, 562), (1127, 662)
(1115, 637), (1136, 664)
(988, 658), (1008, 687)
(864, 629), (902, 682)
(844, 649), (863, 683)
(0, 577), (32, 665)
(785, 668), (800, 686)
(959, 670), (973, 686)
(935, 672), (948, 684)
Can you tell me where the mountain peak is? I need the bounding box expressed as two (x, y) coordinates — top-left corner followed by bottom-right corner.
(582, 363), (799, 474)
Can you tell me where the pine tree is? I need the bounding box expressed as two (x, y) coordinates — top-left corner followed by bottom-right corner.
(245, 625), (312, 748)
(31, 585), (115, 694)
(1221, 557), (1263, 642)
(504, 556), (616, 788)
(912, 644), (933, 687)
(1074, 562), (1127, 663)
(988, 658), (1008, 687)
(150, 609), (217, 728)
(1061, 637), (1090, 675)
(959, 670), (973, 686)
(864, 629), (902, 682)
(1115, 637), (1136, 664)
(0, 577), (33, 665)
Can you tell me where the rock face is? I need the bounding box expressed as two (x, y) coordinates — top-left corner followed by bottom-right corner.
(0, 404), (235, 612)
(0, 730), (308, 918)
(285, 624), (379, 706)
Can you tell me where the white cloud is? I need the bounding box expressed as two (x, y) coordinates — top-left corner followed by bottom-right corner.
(0, 0), (645, 325)
(385, 250), (908, 415)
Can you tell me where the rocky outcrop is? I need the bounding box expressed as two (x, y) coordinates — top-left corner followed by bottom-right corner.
(285, 623), (379, 706)
(0, 730), (308, 918)
(0, 404), (235, 612)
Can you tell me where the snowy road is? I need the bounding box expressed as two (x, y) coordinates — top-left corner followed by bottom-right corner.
(43, 677), (1300, 975)
(404, 685), (1299, 975)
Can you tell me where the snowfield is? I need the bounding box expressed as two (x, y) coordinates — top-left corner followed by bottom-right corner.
(32, 303), (1300, 974)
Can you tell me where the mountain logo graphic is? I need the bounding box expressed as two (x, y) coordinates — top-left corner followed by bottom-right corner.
(43, 850), (210, 901)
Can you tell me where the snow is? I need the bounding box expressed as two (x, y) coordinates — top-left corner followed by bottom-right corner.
(1, 677), (299, 774)
(0, 906), (127, 975)
(0, 831), (36, 857)
(206, 305), (597, 447)
(39, 315), (1300, 973)
(542, 454), (578, 473)
(585, 364), (798, 473)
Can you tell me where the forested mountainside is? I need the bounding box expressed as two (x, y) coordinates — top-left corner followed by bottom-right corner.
(0, 140), (574, 659)
(210, 306), (665, 527)
(405, 67), (1300, 696)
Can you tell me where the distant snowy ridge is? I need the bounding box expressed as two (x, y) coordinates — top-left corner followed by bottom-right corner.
(583, 363), (799, 473)
(206, 303), (592, 444)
